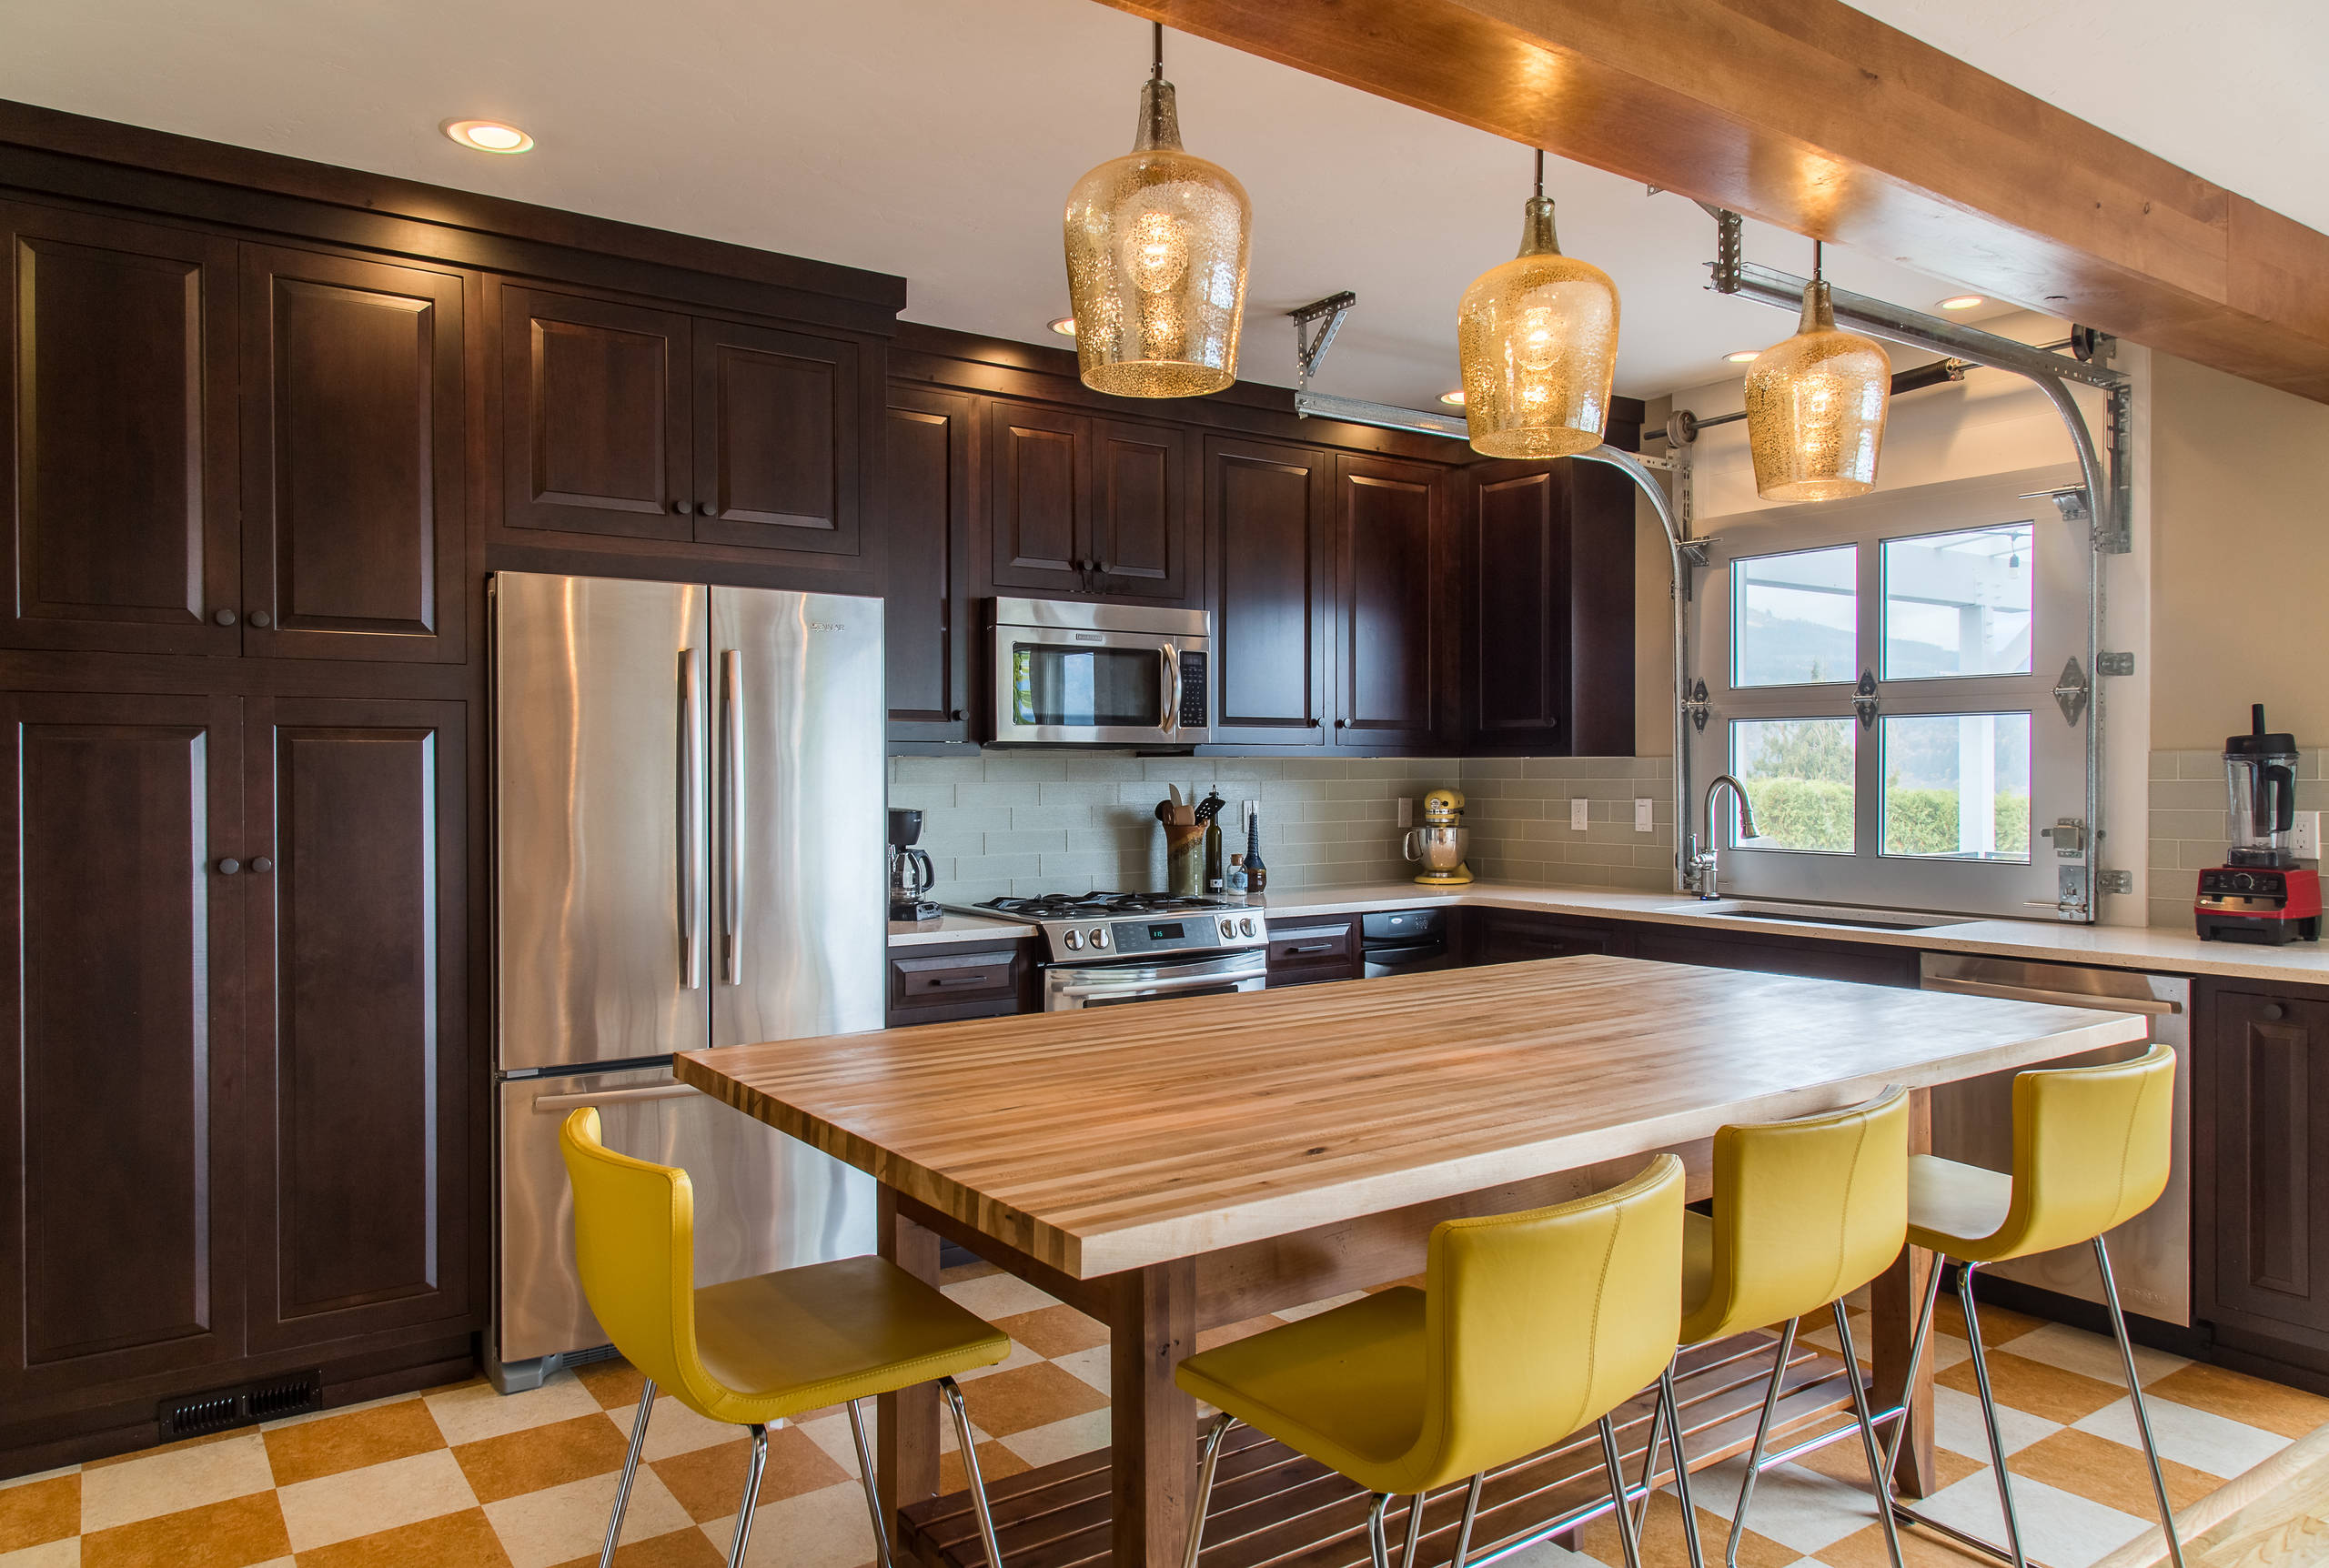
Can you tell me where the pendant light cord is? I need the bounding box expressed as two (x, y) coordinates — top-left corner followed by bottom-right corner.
(1534, 148), (1545, 198)
(1152, 20), (1164, 80)
(1813, 239), (1824, 282)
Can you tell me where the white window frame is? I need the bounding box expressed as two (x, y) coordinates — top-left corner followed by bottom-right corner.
(1688, 462), (2094, 920)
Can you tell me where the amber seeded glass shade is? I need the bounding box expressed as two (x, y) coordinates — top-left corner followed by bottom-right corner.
(1064, 78), (1251, 399)
(1744, 280), (1892, 502)
(1456, 196), (1619, 459)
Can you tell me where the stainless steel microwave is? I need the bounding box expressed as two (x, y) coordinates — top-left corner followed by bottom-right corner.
(988, 598), (1211, 746)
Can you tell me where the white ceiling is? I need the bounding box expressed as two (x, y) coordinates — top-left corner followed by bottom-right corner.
(5, 0), (2313, 406)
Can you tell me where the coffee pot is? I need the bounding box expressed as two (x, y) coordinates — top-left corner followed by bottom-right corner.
(889, 808), (939, 922)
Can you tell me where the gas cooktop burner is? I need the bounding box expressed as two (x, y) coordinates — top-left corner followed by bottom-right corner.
(974, 890), (1238, 919)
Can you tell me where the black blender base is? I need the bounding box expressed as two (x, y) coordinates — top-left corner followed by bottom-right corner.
(890, 900), (942, 923)
(2198, 913), (2321, 944)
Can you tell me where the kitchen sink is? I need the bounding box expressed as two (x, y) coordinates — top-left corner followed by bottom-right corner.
(1654, 900), (1974, 932)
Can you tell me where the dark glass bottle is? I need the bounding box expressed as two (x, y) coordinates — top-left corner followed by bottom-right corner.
(1244, 806), (1267, 894)
(1201, 789), (1225, 894)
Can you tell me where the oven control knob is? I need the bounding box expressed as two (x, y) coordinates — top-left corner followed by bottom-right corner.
(1063, 930), (1084, 950)
(1090, 926), (1110, 949)
(1240, 917), (1255, 937)
(2235, 872), (2255, 893)
(1219, 919), (1235, 940)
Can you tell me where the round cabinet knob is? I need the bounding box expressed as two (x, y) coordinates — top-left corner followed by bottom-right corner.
(1063, 930), (1084, 950)
(671, 499), (690, 515)
(217, 858), (241, 875)
(2264, 1002), (2288, 1022)
(1240, 917), (1255, 936)
(1089, 927), (1110, 949)
(213, 608), (237, 627)
(249, 856), (273, 873)
(249, 610), (273, 628)
(699, 501), (719, 517)
(949, 709), (965, 722)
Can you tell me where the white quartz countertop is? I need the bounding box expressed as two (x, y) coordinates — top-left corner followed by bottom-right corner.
(1245, 879), (2329, 986)
(886, 913), (1037, 948)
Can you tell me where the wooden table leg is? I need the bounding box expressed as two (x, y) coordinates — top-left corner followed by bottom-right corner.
(879, 1186), (943, 1535)
(1111, 1259), (1198, 1568)
(1874, 1089), (1937, 1499)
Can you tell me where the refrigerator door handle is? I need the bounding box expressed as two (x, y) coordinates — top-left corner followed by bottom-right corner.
(532, 1082), (701, 1111)
(721, 647), (745, 986)
(679, 647), (703, 989)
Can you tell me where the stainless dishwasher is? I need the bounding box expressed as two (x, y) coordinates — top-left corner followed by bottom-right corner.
(1921, 952), (2192, 1323)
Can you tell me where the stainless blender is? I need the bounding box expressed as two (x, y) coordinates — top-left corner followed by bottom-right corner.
(2195, 705), (2320, 942)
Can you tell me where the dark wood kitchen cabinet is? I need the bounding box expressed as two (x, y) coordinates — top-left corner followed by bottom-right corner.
(240, 246), (468, 664)
(1335, 453), (1447, 751)
(883, 386), (976, 742)
(2198, 984), (2329, 1349)
(2, 203), (241, 658)
(1207, 436), (1333, 747)
(692, 316), (860, 558)
(988, 400), (1189, 603)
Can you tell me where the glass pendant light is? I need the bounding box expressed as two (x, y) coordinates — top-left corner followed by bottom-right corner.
(1456, 150), (1619, 458)
(1744, 242), (1892, 501)
(1063, 24), (1251, 398)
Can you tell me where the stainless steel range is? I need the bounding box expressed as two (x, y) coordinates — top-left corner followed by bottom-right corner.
(960, 892), (1269, 1010)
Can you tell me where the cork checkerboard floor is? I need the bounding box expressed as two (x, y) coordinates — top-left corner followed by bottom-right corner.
(3, 1259), (2323, 1568)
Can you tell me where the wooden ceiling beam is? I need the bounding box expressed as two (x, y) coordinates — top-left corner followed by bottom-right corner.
(1095, 0), (2329, 402)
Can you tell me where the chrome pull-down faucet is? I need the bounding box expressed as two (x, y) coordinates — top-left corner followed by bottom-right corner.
(1688, 774), (1759, 900)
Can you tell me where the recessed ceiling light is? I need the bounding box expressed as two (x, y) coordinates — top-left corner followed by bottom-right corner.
(1047, 316), (1079, 338)
(1723, 349), (1761, 364)
(442, 119), (534, 155)
(1438, 389), (1467, 406)
(1938, 295), (1985, 311)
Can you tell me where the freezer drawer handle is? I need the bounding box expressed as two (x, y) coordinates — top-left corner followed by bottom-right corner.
(680, 647), (703, 990)
(532, 1083), (702, 1111)
(721, 648), (745, 986)
(1922, 974), (2179, 1015)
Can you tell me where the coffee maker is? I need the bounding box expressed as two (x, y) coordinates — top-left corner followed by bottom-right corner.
(1403, 788), (1473, 886)
(2195, 705), (2320, 943)
(889, 809), (940, 923)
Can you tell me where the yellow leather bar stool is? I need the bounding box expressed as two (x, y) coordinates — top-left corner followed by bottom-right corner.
(1651, 1087), (1911, 1568)
(560, 1109), (1015, 1568)
(1880, 1044), (2183, 1568)
(1174, 1156), (1685, 1568)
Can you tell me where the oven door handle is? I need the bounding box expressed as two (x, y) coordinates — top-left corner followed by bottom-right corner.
(1056, 970), (1260, 1000)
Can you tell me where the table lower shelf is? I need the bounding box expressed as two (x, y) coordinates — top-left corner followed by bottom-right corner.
(900, 1330), (1875, 1568)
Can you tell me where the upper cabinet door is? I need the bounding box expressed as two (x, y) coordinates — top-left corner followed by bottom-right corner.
(1470, 461), (1571, 751)
(2, 204), (239, 656)
(1207, 437), (1331, 747)
(240, 246), (468, 663)
(1335, 455), (1445, 750)
(501, 286), (691, 541)
(0, 690), (245, 1402)
(883, 387), (973, 742)
(988, 400), (1090, 595)
(691, 318), (861, 559)
(1091, 420), (1189, 602)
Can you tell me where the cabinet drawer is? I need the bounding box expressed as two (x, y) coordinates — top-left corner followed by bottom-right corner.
(892, 950), (1017, 1003)
(1472, 912), (1618, 966)
(1267, 922), (1352, 968)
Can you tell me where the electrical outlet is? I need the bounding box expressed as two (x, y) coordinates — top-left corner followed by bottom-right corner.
(2294, 810), (2322, 860)
(1569, 797), (1589, 830)
(1635, 798), (1655, 833)
(1397, 796), (1413, 828)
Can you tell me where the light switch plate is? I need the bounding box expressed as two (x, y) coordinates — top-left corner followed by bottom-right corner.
(2294, 810), (2322, 860)
(1569, 797), (1589, 830)
(1398, 797), (1413, 828)
(1634, 798), (1655, 833)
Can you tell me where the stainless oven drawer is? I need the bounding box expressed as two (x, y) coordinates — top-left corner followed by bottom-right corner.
(1043, 949), (1267, 1010)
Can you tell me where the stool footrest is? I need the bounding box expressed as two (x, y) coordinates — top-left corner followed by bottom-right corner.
(1891, 1501), (2041, 1568)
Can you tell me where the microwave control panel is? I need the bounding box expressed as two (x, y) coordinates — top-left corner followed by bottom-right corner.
(1177, 650), (1209, 728)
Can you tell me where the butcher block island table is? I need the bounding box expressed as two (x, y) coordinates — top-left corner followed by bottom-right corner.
(675, 954), (2150, 1568)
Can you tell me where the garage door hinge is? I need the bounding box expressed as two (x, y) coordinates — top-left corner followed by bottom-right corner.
(2097, 651), (2135, 677)
(2096, 869), (2133, 896)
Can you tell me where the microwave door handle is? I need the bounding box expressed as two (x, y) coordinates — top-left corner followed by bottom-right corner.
(1161, 641), (1181, 733)
(678, 648), (703, 989)
(721, 648), (745, 986)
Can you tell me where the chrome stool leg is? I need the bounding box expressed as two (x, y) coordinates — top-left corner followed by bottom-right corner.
(1452, 1473), (1484, 1568)
(1724, 1317), (1798, 1568)
(1957, 1262), (2032, 1568)
(1659, 1360), (1706, 1568)
(941, 1376), (1007, 1568)
(1399, 1491), (1427, 1568)
(1632, 1368), (1668, 1537)
(1878, 1259), (1946, 1485)
(600, 1378), (657, 1568)
(2095, 1238), (2188, 1568)
(1366, 1493), (1396, 1568)
(726, 1423), (771, 1568)
(1831, 1301), (1907, 1568)
(847, 1397), (893, 1568)
(1598, 1415), (1647, 1568)
(1184, 1413), (1236, 1568)
(1882, 1258), (2030, 1568)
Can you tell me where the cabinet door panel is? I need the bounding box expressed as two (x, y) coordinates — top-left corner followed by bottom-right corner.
(1208, 438), (1330, 746)
(1472, 464), (1568, 747)
(884, 387), (973, 741)
(0, 692), (243, 1399)
(502, 287), (690, 539)
(989, 402), (1088, 594)
(2, 204), (238, 656)
(693, 319), (860, 557)
(1093, 420), (1186, 600)
(2204, 989), (2329, 1339)
(242, 246), (466, 662)
(246, 699), (469, 1350)
(1336, 455), (1440, 749)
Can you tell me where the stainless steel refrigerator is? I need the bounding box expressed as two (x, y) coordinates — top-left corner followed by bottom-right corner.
(489, 571), (884, 1392)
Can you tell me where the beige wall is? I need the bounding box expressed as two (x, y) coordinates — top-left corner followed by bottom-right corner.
(2149, 355), (2329, 749)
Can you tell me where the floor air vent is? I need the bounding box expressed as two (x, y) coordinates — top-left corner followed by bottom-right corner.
(159, 1370), (323, 1440)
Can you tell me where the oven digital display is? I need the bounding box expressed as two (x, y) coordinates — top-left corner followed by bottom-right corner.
(1146, 922), (1185, 940)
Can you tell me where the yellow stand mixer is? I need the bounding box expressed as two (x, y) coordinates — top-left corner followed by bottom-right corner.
(1404, 787), (1473, 886)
